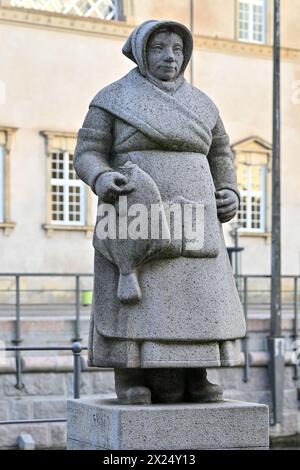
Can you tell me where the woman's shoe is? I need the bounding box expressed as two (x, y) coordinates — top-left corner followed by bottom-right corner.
(119, 386), (152, 405)
(145, 368), (185, 404)
(114, 368), (152, 404)
(185, 368), (223, 403)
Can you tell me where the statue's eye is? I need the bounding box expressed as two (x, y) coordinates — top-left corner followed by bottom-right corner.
(151, 45), (163, 51)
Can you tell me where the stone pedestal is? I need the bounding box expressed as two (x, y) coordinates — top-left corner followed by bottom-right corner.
(67, 398), (269, 450)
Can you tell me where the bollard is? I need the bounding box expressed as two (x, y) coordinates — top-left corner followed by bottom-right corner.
(72, 342), (83, 399)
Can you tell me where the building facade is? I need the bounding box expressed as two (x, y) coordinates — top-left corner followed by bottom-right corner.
(0, 0), (300, 278)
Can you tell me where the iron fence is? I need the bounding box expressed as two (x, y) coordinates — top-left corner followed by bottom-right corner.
(0, 272), (299, 396)
(0, 273), (93, 344)
(0, 342), (87, 426)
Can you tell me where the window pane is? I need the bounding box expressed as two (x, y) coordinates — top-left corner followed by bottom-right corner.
(51, 184), (64, 222)
(236, 165), (249, 191)
(237, 194), (248, 228)
(51, 152), (64, 180)
(251, 195), (261, 229)
(8, 1), (118, 20)
(252, 3), (264, 42)
(239, 2), (250, 41)
(250, 166), (262, 192)
(239, 0), (265, 44)
(68, 185), (83, 224)
(68, 153), (78, 180)
(50, 150), (85, 225)
(237, 163), (265, 231)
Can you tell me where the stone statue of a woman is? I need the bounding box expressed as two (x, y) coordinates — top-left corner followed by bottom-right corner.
(74, 20), (246, 405)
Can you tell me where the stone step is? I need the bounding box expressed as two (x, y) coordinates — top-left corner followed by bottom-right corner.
(67, 398), (270, 450)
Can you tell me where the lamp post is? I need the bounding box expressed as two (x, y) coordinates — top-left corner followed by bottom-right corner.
(229, 221), (242, 279)
(268, 0), (285, 425)
(190, 0), (194, 85)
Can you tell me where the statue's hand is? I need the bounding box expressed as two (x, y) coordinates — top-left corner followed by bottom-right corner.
(215, 189), (239, 223)
(94, 171), (135, 203)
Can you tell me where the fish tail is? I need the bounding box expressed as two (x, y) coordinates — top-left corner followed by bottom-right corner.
(117, 272), (142, 305)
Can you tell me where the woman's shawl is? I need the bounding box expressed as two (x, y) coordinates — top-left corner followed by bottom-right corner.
(90, 68), (219, 155)
(122, 20), (193, 78)
(122, 19), (193, 92)
(74, 17), (239, 201)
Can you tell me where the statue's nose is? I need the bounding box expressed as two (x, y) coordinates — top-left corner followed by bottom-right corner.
(164, 48), (175, 63)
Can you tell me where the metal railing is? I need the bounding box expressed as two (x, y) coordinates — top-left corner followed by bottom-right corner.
(0, 273), (299, 385)
(0, 272), (299, 434)
(235, 274), (300, 382)
(0, 342), (87, 426)
(0, 272), (93, 344)
(0, 273), (93, 391)
(1, 272), (299, 312)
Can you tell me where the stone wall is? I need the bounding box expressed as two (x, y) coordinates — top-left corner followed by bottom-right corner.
(0, 315), (299, 449)
(0, 360), (299, 449)
(0, 367), (115, 449)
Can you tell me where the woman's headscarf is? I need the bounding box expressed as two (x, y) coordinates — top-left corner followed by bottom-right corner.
(122, 20), (193, 92)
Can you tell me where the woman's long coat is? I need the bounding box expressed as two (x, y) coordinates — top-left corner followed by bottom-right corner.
(74, 20), (246, 369)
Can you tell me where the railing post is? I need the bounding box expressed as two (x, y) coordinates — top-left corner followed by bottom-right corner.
(12, 274), (24, 390)
(268, 0), (285, 426)
(73, 275), (82, 342)
(72, 342), (82, 399)
(243, 276), (250, 382)
(293, 276), (299, 380)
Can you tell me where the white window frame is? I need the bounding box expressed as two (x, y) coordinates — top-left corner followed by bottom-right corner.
(7, 0), (119, 20)
(238, 164), (266, 233)
(238, 0), (267, 44)
(50, 150), (85, 226)
(0, 145), (4, 223)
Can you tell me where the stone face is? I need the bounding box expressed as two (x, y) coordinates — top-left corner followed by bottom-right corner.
(67, 398), (269, 450)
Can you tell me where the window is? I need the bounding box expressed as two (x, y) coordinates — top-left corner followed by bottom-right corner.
(42, 131), (94, 236)
(0, 145), (4, 223)
(5, 0), (121, 20)
(232, 137), (271, 236)
(50, 151), (85, 225)
(238, 0), (266, 44)
(0, 127), (16, 233)
(237, 164), (266, 232)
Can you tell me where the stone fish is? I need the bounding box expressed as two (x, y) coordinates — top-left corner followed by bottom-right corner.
(93, 161), (171, 305)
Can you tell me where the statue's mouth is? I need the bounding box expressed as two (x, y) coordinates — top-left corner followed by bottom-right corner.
(159, 65), (176, 71)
